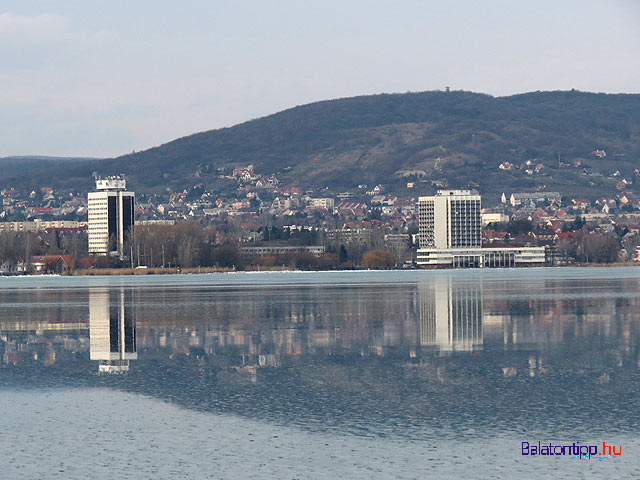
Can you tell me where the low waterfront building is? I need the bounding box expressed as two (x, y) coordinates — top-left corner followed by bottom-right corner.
(136, 219), (176, 226)
(417, 246), (546, 268)
(240, 245), (325, 260)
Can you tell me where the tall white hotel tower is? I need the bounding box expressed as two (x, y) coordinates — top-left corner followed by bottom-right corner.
(418, 189), (482, 250)
(417, 189), (545, 267)
(88, 175), (135, 257)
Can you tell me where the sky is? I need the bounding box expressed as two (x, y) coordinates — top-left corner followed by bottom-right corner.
(1, 0), (638, 158)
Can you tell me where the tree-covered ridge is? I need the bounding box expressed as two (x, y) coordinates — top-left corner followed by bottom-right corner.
(3, 90), (640, 200)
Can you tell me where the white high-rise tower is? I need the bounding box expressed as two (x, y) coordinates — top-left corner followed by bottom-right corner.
(418, 190), (482, 249)
(416, 189), (545, 267)
(88, 175), (135, 257)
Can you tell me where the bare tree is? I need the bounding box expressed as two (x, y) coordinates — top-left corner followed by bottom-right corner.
(576, 232), (620, 263)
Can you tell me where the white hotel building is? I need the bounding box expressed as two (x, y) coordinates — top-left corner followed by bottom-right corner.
(88, 176), (135, 257)
(417, 190), (545, 267)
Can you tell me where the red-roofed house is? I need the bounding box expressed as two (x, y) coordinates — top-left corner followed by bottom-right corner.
(557, 231), (582, 241)
(30, 255), (73, 274)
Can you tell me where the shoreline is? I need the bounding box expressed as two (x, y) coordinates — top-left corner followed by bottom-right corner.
(8, 262), (636, 276)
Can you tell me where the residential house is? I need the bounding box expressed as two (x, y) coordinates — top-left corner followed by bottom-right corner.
(335, 201), (367, 217)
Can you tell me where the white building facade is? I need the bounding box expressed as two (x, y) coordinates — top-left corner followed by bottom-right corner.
(481, 211), (510, 226)
(418, 190), (482, 249)
(417, 190), (545, 268)
(88, 176), (134, 256)
(0, 220), (87, 232)
(309, 197), (335, 211)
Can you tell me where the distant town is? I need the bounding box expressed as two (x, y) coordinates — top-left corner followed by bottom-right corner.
(1, 166), (640, 274)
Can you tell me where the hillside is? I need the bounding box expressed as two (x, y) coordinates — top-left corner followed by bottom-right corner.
(3, 90), (640, 202)
(0, 156), (100, 194)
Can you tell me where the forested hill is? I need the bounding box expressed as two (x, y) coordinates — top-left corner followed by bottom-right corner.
(0, 156), (99, 188)
(4, 90), (640, 200)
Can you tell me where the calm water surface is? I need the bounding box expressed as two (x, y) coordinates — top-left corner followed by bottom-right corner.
(1, 268), (640, 479)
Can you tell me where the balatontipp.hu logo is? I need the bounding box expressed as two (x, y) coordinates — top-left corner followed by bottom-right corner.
(521, 441), (622, 460)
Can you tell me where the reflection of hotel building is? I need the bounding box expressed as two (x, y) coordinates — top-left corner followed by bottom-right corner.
(417, 190), (545, 267)
(419, 277), (483, 351)
(89, 288), (137, 373)
(88, 176), (135, 257)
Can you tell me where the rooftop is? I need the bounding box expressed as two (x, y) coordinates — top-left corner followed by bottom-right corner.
(94, 175), (127, 191)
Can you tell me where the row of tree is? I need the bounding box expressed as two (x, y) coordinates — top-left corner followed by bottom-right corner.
(0, 230), (87, 269)
(0, 226), (403, 271)
(129, 224), (403, 269)
(1, 222), (637, 272)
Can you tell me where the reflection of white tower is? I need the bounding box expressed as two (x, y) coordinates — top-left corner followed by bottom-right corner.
(419, 276), (483, 351)
(89, 287), (137, 373)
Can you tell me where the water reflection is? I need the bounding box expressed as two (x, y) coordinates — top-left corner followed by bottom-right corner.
(1, 271), (640, 439)
(419, 278), (482, 351)
(89, 288), (137, 374)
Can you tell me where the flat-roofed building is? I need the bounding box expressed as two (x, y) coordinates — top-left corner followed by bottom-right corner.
(418, 190), (482, 249)
(417, 245), (546, 268)
(0, 220), (88, 233)
(481, 211), (510, 226)
(309, 197), (335, 211)
(417, 190), (545, 268)
(88, 176), (134, 257)
(509, 191), (561, 207)
(240, 245), (325, 260)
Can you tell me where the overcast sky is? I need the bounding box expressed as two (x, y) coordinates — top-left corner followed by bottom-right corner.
(1, 0), (638, 158)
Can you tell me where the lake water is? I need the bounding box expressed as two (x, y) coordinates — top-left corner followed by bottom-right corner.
(1, 268), (640, 479)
